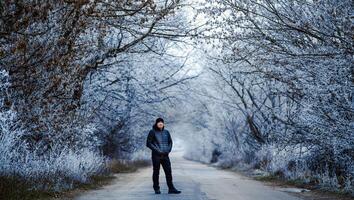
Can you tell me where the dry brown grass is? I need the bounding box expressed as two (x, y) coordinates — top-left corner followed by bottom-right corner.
(107, 159), (151, 173)
(0, 175), (54, 200)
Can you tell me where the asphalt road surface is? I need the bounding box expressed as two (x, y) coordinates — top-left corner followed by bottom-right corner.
(75, 150), (304, 200)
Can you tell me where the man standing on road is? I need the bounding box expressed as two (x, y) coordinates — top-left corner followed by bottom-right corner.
(146, 117), (182, 194)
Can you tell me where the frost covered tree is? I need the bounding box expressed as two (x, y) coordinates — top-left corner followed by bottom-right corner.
(0, 0), (192, 153)
(194, 0), (354, 192)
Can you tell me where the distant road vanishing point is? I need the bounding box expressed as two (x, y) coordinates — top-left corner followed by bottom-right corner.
(75, 150), (303, 200)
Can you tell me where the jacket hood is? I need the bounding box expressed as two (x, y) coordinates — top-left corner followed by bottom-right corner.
(152, 124), (164, 131)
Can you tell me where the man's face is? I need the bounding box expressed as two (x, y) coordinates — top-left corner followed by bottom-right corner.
(157, 122), (164, 130)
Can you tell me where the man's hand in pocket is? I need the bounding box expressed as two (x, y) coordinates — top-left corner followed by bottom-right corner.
(160, 152), (169, 157)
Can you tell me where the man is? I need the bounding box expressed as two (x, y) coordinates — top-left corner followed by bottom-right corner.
(146, 117), (181, 194)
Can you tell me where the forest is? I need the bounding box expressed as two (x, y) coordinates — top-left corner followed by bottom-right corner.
(0, 0), (353, 198)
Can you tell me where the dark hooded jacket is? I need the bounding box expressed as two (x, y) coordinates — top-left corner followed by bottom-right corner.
(146, 124), (173, 156)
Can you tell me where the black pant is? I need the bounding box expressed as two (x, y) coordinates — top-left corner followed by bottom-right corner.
(151, 153), (174, 190)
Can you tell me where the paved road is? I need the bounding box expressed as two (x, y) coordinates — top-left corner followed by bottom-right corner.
(75, 150), (303, 200)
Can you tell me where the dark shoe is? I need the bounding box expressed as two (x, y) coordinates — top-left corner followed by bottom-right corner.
(154, 189), (161, 194)
(168, 188), (181, 194)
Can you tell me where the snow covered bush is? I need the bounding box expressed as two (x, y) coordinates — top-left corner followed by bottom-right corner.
(0, 69), (107, 191)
